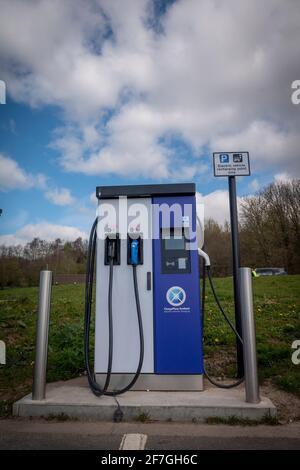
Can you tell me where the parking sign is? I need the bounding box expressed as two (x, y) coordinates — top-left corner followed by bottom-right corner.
(213, 152), (250, 177)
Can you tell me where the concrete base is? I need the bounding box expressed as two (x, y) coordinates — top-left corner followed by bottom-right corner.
(13, 377), (276, 422)
(95, 373), (204, 391)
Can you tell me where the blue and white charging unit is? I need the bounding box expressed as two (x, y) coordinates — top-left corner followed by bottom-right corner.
(90, 183), (204, 392)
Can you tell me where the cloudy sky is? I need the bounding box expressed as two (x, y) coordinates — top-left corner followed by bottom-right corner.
(0, 0), (299, 244)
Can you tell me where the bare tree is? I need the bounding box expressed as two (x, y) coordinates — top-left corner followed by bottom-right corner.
(240, 179), (300, 273)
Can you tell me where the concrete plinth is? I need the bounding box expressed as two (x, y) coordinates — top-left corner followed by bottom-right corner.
(13, 377), (276, 422)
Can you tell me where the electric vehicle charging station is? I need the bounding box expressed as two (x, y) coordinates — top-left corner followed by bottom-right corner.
(85, 183), (204, 393)
(16, 181), (274, 421)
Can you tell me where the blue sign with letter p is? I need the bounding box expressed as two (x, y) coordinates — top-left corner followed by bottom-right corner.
(219, 154), (229, 164)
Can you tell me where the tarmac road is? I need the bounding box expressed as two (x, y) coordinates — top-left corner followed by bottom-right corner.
(0, 419), (300, 450)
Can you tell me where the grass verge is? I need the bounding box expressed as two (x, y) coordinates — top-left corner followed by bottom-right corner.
(0, 275), (299, 417)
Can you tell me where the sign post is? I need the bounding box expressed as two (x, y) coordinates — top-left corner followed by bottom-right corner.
(213, 152), (250, 378)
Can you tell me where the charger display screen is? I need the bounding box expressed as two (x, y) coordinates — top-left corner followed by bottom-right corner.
(161, 228), (191, 274)
(164, 237), (185, 251)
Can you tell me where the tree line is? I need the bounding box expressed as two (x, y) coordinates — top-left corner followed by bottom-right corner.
(0, 238), (88, 288)
(0, 179), (299, 287)
(205, 179), (300, 276)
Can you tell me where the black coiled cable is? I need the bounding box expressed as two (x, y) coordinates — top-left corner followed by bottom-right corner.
(84, 218), (144, 397)
(201, 256), (244, 389)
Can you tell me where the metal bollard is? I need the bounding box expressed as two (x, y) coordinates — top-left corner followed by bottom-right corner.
(32, 270), (52, 400)
(239, 267), (260, 403)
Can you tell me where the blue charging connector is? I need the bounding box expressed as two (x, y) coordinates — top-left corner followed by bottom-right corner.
(131, 239), (139, 265)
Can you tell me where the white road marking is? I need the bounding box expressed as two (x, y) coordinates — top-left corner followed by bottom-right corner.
(119, 433), (148, 450)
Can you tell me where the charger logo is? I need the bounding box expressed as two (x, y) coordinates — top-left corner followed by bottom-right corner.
(166, 286), (186, 307)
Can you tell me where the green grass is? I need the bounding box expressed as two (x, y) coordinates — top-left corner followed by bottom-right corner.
(44, 413), (78, 422)
(203, 275), (300, 397)
(0, 275), (299, 417)
(205, 414), (279, 426)
(0, 284), (88, 415)
(135, 412), (151, 423)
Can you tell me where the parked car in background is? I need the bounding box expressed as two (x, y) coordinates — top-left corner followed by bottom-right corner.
(254, 267), (287, 276)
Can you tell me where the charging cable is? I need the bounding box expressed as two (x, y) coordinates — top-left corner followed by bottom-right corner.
(198, 248), (244, 389)
(84, 219), (145, 420)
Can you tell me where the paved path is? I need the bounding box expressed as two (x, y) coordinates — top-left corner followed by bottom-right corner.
(0, 419), (299, 450)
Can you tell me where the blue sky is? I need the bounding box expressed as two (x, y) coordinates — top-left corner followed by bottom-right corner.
(0, 0), (299, 244)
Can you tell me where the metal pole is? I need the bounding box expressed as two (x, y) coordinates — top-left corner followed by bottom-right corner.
(239, 267), (260, 403)
(228, 175), (244, 377)
(32, 270), (52, 400)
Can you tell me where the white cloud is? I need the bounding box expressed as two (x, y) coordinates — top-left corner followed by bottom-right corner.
(1, 0), (299, 178)
(54, 119), (171, 178)
(90, 191), (98, 205)
(0, 0), (151, 118)
(0, 154), (76, 207)
(0, 222), (87, 246)
(44, 187), (75, 206)
(0, 154), (45, 191)
(0, 153), (76, 209)
(0, 154), (31, 190)
(274, 172), (292, 183)
(198, 190), (243, 226)
(35, 174), (48, 190)
(212, 121), (300, 173)
(249, 178), (260, 192)
(54, 103), (208, 178)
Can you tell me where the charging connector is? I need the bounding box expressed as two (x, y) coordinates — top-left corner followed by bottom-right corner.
(85, 218), (144, 399)
(127, 234), (143, 265)
(108, 239), (116, 259)
(130, 239), (139, 265)
(104, 234), (120, 265)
